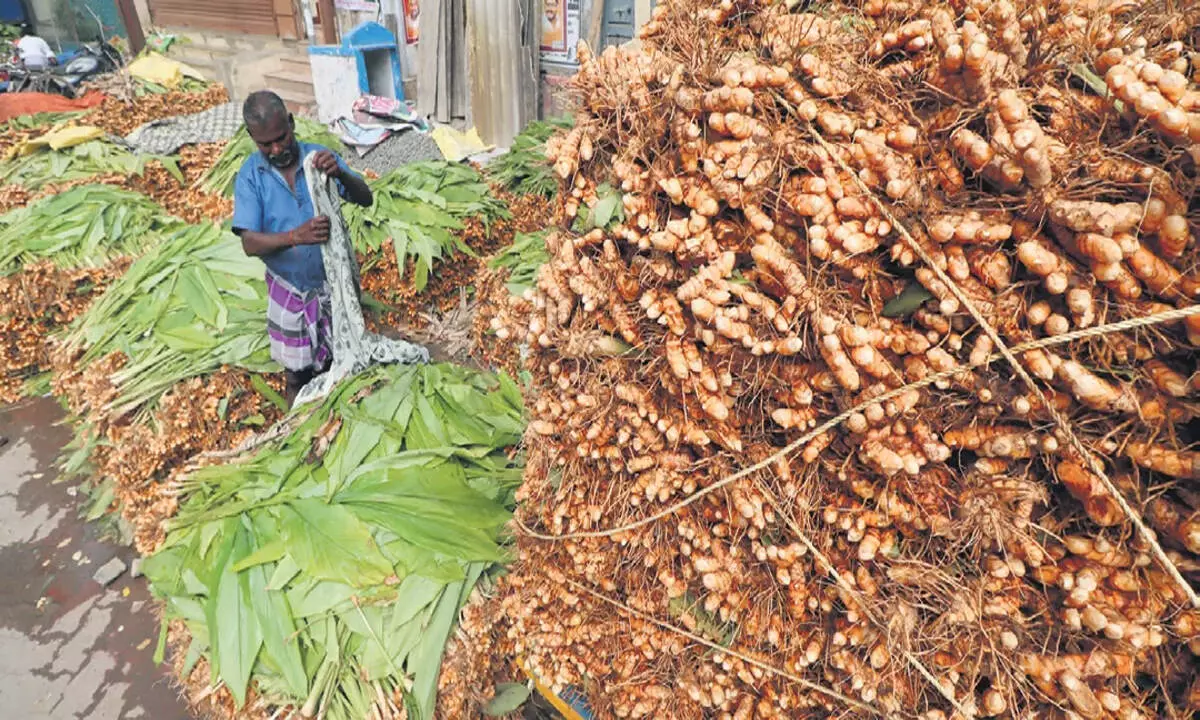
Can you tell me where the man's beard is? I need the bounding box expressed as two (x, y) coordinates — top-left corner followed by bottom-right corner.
(268, 142), (299, 169)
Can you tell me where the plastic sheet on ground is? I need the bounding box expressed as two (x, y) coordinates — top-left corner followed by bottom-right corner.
(126, 52), (206, 89)
(430, 125), (491, 162)
(335, 117), (394, 157)
(146, 33), (177, 53)
(352, 94), (430, 131)
(5, 124), (106, 159)
(338, 95), (433, 157)
(0, 91), (105, 123)
(37, 124), (105, 150)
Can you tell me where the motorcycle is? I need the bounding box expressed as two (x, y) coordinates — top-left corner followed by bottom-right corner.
(4, 41), (122, 98)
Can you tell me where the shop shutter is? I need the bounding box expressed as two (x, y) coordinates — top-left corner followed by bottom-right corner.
(147, 0), (287, 37)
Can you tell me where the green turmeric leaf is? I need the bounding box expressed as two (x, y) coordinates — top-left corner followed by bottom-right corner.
(279, 499), (393, 587)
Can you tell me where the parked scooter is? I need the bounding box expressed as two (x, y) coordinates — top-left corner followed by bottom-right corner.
(4, 41), (122, 98)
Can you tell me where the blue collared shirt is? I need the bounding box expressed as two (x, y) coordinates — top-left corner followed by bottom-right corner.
(232, 141), (359, 291)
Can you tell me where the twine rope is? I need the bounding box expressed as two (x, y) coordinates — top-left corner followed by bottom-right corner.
(751, 472), (972, 719)
(515, 261), (1199, 720)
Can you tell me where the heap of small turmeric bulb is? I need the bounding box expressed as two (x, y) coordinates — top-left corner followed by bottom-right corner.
(51, 357), (285, 553)
(471, 191), (559, 376)
(84, 83), (230, 137)
(0, 261), (126, 403)
(442, 1), (1200, 718)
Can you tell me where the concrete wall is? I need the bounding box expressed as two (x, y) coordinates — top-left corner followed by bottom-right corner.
(541, 70), (571, 118)
(309, 53), (359, 122)
(380, 0), (417, 80)
(163, 27), (307, 101)
(75, 0), (125, 40)
(536, 0), (654, 120)
(537, 0), (600, 120)
(26, 0), (69, 48)
(28, 0), (128, 46)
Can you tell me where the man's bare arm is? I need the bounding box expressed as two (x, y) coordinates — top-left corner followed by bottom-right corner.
(340, 171), (374, 208)
(312, 150), (373, 208)
(238, 230), (295, 257)
(237, 217), (330, 256)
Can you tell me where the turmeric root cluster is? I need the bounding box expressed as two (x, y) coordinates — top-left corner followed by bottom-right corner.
(443, 1), (1200, 718)
(0, 261), (126, 403)
(50, 355), (285, 554)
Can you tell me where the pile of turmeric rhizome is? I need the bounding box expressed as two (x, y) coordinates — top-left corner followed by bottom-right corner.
(440, 1), (1200, 718)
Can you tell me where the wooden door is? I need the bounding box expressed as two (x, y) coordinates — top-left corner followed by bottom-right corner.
(274, 0), (302, 40)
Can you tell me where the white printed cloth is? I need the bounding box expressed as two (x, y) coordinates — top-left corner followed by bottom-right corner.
(294, 153), (429, 406)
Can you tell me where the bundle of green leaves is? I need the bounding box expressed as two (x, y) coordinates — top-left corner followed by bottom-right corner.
(0, 185), (181, 274)
(385, 161), (510, 223)
(134, 76), (211, 96)
(143, 363), (526, 720)
(484, 116), (574, 198)
(2, 110), (86, 132)
(345, 161), (509, 292)
(0, 140), (183, 190)
(199, 119), (348, 197)
(59, 222), (274, 419)
(487, 230), (549, 297)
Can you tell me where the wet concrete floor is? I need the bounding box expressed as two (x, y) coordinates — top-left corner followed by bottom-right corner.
(0, 398), (192, 719)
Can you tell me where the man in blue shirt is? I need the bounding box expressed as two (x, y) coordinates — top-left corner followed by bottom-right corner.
(232, 90), (373, 406)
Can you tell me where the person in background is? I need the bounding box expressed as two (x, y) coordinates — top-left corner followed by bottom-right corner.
(15, 25), (56, 70)
(231, 90), (373, 407)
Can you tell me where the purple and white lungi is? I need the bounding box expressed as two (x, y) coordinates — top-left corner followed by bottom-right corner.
(265, 270), (332, 373)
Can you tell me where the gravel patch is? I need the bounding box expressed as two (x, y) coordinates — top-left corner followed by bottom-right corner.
(344, 129), (444, 175)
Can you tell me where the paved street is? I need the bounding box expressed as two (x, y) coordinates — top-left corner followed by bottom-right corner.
(0, 399), (191, 720)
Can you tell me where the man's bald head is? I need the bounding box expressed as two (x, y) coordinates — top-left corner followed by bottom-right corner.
(243, 90), (290, 132)
(244, 91), (300, 170)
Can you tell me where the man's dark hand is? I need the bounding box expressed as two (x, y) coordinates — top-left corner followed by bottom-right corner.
(311, 150), (342, 179)
(292, 216), (331, 245)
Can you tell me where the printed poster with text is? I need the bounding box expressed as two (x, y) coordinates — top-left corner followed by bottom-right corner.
(540, 0), (580, 64)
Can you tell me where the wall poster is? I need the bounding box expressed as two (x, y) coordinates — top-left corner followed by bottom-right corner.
(540, 0), (580, 64)
(401, 0), (419, 43)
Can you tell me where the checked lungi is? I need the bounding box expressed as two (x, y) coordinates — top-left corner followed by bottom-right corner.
(265, 270), (332, 373)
